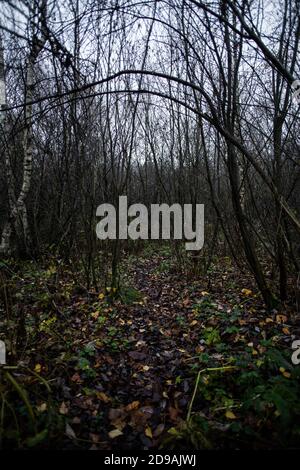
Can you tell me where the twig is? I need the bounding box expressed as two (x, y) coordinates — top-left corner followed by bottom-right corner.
(187, 366), (237, 422)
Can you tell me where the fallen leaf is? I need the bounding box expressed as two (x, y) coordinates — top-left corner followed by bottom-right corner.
(59, 402), (69, 415)
(168, 406), (181, 422)
(241, 288), (252, 296)
(153, 424), (165, 437)
(71, 373), (82, 383)
(36, 403), (47, 413)
(276, 314), (287, 323)
(96, 392), (111, 403)
(145, 426), (153, 438)
(279, 367), (291, 378)
(65, 423), (76, 439)
(125, 401), (140, 411)
(108, 429), (123, 439)
(128, 351), (147, 360)
(225, 410), (237, 420)
(34, 364), (42, 373)
(89, 433), (101, 443)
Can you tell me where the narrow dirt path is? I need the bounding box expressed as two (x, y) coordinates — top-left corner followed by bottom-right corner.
(73, 254), (202, 449)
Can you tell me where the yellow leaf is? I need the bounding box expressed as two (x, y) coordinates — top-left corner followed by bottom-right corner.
(202, 375), (209, 385)
(225, 410), (237, 420)
(201, 291), (209, 296)
(190, 320), (198, 326)
(279, 367), (291, 378)
(265, 318), (273, 323)
(142, 365), (150, 372)
(282, 327), (290, 335)
(106, 287), (111, 293)
(241, 288), (252, 296)
(108, 429), (123, 439)
(98, 293), (105, 300)
(34, 364), (42, 373)
(145, 426), (153, 438)
(96, 392), (111, 403)
(252, 349), (258, 356)
(91, 311), (100, 319)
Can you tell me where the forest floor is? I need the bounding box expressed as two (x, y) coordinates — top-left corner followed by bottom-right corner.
(0, 245), (300, 449)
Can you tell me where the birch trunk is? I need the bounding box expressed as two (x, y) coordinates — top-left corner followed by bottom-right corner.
(0, 35), (13, 254)
(0, 2), (48, 255)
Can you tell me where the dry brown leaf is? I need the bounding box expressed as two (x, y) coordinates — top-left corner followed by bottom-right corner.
(276, 314), (287, 323)
(125, 400), (140, 412)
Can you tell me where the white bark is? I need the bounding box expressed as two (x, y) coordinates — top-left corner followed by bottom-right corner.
(0, 2), (48, 254)
(0, 35), (5, 123)
(0, 35), (12, 254)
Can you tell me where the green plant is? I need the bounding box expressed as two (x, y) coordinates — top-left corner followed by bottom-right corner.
(202, 327), (221, 346)
(0, 365), (56, 449)
(163, 417), (212, 450)
(77, 357), (96, 379)
(118, 286), (143, 304)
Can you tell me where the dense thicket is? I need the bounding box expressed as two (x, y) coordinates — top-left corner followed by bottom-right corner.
(0, 0), (299, 307)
